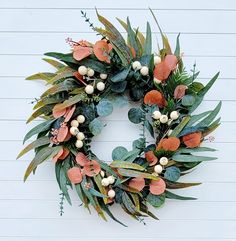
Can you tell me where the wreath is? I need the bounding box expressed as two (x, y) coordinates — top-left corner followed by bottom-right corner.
(18, 10), (221, 226)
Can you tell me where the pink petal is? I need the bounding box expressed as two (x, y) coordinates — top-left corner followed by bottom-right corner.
(75, 152), (90, 166)
(67, 167), (83, 184)
(83, 160), (101, 177)
(64, 105), (76, 122)
(52, 104), (67, 118)
(73, 46), (92, 61)
(128, 177), (145, 191)
(174, 85), (187, 99)
(57, 126), (68, 142)
(150, 178), (166, 195)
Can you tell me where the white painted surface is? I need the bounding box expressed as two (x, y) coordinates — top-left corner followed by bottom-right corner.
(0, 0), (236, 240)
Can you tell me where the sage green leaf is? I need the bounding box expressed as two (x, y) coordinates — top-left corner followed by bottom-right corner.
(45, 52), (78, 64)
(132, 138), (146, 150)
(178, 126), (207, 137)
(144, 120), (154, 138)
(23, 119), (54, 144)
(89, 188), (107, 198)
(189, 72), (220, 113)
(164, 166), (181, 182)
(172, 154), (217, 162)
(165, 190), (196, 200)
(110, 80), (127, 93)
(110, 160), (145, 171)
(43, 58), (65, 69)
(78, 58), (107, 73)
(181, 95), (195, 106)
(122, 192), (139, 215)
(121, 149), (140, 163)
(169, 116), (190, 137)
(126, 17), (139, 56)
(27, 104), (54, 123)
(147, 193), (165, 208)
(177, 147), (217, 154)
(128, 107), (144, 124)
(26, 72), (56, 81)
(196, 101), (221, 127)
(110, 68), (130, 83)
(174, 33), (180, 56)
(143, 22), (152, 55)
(186, 111), (211, 128)
(203, 117), (221, 137)
(93, 175), (108, 204)
(96, 100), (113, 117)
(53, 94), (85, 112)
(17, 136), (50, 159)
(112, 146), (128, 161)
(89, 118), (103, 136)
(46, 66), (75, 84)
(118, 168), (159, 180)
(24, 146), (62, 181)
(165, 180), (201, 189)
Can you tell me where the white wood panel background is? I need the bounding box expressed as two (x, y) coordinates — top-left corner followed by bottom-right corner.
(0, 0), (236, 240)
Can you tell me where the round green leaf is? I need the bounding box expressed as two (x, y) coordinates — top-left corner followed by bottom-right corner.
(164, 166), (181, 182)
(181, 95), (195, 106)
(112, 146), (128, 161)
(147, 193), (165, 208)
(128, 108), (143, 124)
(97, 100), (113, 117)
(89, 118), (103, 136)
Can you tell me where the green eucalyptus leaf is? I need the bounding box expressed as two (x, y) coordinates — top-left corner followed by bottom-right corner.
(110, 160), (145, 171)
(96, 100), (113, 117)
(172, 154), (217, 162)
(118, 168), (158, 180)
(181, 95), (195, 106)
(165, 190), (196, 200)
(143, 22), (152, 55)
(164, 166), (181, 182)
(147, 193), (165, 208)
(128, 108), (143, 124)
(112, 146), (128, 160)
(110, 68), (130, 83)
(110, 81), (127, 93)
(89, 118), (104, 136)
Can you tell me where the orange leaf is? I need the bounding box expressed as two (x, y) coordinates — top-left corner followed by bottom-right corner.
(144, 90), (166, 108)
(161, 137), (180, 151)
(93, 40), (110, 63)
(183, 132), (202, 148)
(67, 167), (83, 184)
(52, 104), (67, 118)
(73, 46), (92, 61)
(83, 160), (101, 177)
(145, 151), (158, 166)
(73, 71), (84, 82)
(76, 152), (90, 166)
(174, 85), (187, 99)
(149, 178), (166, 195)
(64, 105), (76, 122)
(57, 126), (69, 142)
(128, 177), (145, 192)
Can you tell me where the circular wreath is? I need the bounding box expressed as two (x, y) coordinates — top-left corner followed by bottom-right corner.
(18, 10), (221, 225)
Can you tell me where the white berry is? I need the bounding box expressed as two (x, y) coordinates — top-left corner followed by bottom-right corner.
(167, 129), (173, 136)
(71, 120), (79, 128)
(87, 68), (95, 77)
(170, 111), (179, 120)
(160, 157), (169, 166)
(160, 115), (168, 124)
(75, 140), (83, 149)
(108, 189), (116, 198)
(76, 132), (85, 141)
(154, 55), (161, 65)
(96, 82), (105, 91)
(132, 61), (142, 70)
(100, 73), (107, 80)
(70, 126), (79, 136)
(77, 115), (85, 124)
(107, 176), (115, 185)
(140, 66), (149, 76)
(85, 85), (94, 94)
(154, 77), (162, 84)
(100, 170), (105, 178)
(152, 110), (162, 120)
(101, 178), (110, 187)
(78, 66), (87, 76)
(154, 164), (163, 174)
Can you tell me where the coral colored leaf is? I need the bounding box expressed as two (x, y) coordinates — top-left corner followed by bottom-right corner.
(93, 40), (110, 63)
(174, 85), (187, 99)
(53, 104), (67, 118)
(76, 152), (90, 166)
(67, 167), (83, 184)
(182, 132), (202, 148)
(161, 137), (180, 151)
(83, 160), (101, 177)
(52, 148), (64, 162)
(164, 54), (178, 71)
(128, 177), (145, 192)
(59, 148), (70, 160)
(144, 90), (166, 108)
(57, 126), (69, 142)
(64, 105), (76, 122)
(149, 178), (166, 195)
(145, 151), (158, 166)
(153, 62), (170, 81)
(73, 46), (92, 61)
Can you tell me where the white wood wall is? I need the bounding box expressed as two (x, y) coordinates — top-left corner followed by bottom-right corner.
(0, 0), (236, 240)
